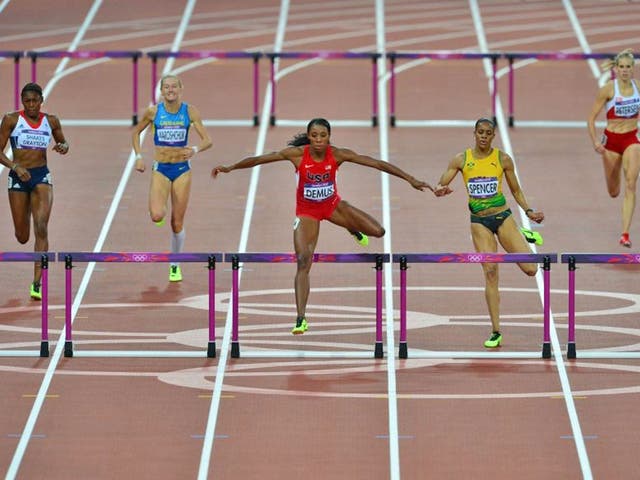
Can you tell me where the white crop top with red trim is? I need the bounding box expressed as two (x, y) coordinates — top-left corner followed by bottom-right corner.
(606, 79), (640, 120)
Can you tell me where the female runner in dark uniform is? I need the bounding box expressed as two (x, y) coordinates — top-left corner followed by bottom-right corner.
(0, 83), (69, 299)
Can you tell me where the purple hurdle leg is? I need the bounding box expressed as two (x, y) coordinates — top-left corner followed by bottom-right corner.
(14, 54), (20, 111)
(31, 54), (37, 83)
(253, 54), (260, 126)
(132, 54), (139, 126)
(542, 256), (551, 358)
(269, 56), (276, 126)
(231, 256), (240, 358)
(64, 255), (73, 357)
(374, 255), (383, 358)
(508, 56), (515, 127)
(491, 56), (498, 126)
(567, 256), (577, 359)
(40, 255), (49, 357)
(151, 55), (158, 103)
(371, 56), (378, 127)
(207, 255), (216, 358)
(389, 55), (396, 127)
(399, 256), (408, 359)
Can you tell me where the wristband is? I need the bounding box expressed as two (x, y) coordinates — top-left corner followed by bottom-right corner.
(135, 153), (142, 160)
(11, 163), (18, 171)
(525, 208), (534, 215)
(192, 146), (199, 154)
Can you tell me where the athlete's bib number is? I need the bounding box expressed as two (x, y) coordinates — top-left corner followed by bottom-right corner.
(16, 130), (50, 150)
(157, 127), (187, 143)
(303, 182), (335, 202)
(467, 177), (498, 198)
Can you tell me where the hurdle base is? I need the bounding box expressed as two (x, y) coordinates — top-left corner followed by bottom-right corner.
(542, 342), (551, 359)
(399, 342), (408, 359)
(567, 343), (576, 359)
(231, 342), (240, 358)
(40, 341), (49, 357)
(374, 342), (383, 359)
(207, 342), (216, 358)
(64, 341), (73, 358)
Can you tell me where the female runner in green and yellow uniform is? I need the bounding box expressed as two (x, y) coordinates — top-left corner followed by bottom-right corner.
(433, 118), (544, 348)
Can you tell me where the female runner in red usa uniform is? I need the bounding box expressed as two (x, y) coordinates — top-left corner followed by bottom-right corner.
(212, 118), (432, 334)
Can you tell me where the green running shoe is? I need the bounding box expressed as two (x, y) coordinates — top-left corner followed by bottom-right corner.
(520, 228), (543, 245)
(169, 265), (182, 282)
(291, 316), (308, 335)
(484, 332), (502, 348)
(30, 282), (42, 301)
(154, 218), (166, 227)
(351, 231), (369, 247)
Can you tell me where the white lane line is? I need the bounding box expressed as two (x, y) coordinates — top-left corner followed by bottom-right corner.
(5, 2), (198, 479)
(3, 2), (105, 478)
(375, 2), (401, 479)
(469, 1), (593, 479)
(196, 1), (290, 478)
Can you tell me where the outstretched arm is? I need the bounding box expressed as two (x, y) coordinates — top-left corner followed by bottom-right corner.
(433, 154), (463, 196)
(587, 82), (611, 154)
(212, 146), (302, 178)
(502, 153), (544, 223)
(335, 147), (432, 191)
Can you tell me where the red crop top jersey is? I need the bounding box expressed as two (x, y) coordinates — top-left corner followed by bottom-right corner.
(295, 145), (341, 220)
(606, 79), (640, 120)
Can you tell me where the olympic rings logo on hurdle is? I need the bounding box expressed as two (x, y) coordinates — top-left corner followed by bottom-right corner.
(467, 254), (485, 263)
(131, 254), (149, 262)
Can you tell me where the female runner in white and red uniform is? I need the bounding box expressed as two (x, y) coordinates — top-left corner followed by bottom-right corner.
(588, 49), (640, 247)
(212, 118), (431, 334)
(0, 82), (69, 300)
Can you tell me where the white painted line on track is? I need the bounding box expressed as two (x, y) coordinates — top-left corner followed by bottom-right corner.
(4, 2), (105, 478)
(375, 2), (401, 479)
(197, 2), (290, 478)
(470, 1), (593, 479)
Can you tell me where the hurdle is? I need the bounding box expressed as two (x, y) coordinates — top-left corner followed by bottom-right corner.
(387, 51), (500, 127)
(562, 253), (640, 359)
(26, 50), (143, 126)
(58, 252), (221, 358)
(0, 50), (23, 110)
(147, 50), (262, 126)
(227, 252), (388, 358)
(265, 51), (382, 127)
(0, 252), (52, 357)
(394, 253), (556, 359)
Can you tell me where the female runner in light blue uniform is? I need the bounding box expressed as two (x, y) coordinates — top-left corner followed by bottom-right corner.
(132, 74), (212, 281)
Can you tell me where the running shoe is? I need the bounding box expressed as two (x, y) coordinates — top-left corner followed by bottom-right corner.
(291, 316), (308, 335)
(351, 231), (369, 247)
(484, 332), (502, 348)
(520, 228), (543, 245)
(169, 265), (182, 282)
(620, 233), (632, 248)
(154, 218), (166, 227)
(30, 282), (42, 301)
